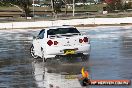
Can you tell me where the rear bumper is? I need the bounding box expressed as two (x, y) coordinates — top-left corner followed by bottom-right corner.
(44, 44), (90, 58)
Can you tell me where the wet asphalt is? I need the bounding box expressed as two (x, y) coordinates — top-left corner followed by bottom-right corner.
(0, 26), (132, 88)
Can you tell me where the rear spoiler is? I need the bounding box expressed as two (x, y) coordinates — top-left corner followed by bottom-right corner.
(48, 33), (82, 38)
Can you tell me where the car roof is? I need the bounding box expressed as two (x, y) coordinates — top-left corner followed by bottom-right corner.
(45, 26), (75, 30)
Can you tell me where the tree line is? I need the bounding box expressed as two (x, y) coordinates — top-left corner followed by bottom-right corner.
(0, 0), (131, 17)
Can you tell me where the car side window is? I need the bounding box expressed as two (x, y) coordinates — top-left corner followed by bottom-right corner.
(38, 29), (45, 39)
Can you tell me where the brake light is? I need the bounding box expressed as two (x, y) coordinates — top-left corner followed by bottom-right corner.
(79, 39), (83, 43)
(47, 40), (53, 46)
(54, 41), (58, 45)
(84, 37), (88, 42)
(79, 37), (89, 43)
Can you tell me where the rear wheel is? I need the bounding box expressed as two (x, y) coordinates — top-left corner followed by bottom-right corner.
(30, 45), (39, 59)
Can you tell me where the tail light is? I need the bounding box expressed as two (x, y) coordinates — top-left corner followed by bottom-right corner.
(79, 37), (89, 43)
(84, 37), (88, 42)
(47, 40), (53, 46)
(47, 40), (59, 46)
(79, 39), (83, 43)
(54, 41), (58, 45)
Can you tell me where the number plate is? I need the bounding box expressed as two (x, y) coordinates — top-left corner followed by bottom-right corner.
(64, 50), (75, 55)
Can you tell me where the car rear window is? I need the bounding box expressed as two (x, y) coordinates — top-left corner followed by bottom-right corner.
(47, 28), (80, 35)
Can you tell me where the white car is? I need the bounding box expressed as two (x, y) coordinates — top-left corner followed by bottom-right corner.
(30, 26), (90, 61)
(32, 4), (41, 7)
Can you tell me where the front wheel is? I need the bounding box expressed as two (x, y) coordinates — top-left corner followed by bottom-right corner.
(30, 45), (39, 59)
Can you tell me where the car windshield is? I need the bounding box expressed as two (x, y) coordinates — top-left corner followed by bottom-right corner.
(47, 28), (80, 35)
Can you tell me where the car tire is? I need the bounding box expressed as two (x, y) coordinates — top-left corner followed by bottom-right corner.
(30, 45), (39, 59)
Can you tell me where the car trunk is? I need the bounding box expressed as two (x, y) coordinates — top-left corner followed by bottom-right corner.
(47, 34), (86, 47)
(46, 27), (89, 47)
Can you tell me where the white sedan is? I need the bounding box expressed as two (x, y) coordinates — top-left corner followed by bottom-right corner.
(30, 26), (90, 62)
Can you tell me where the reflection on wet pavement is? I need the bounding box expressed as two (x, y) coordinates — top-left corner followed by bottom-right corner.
(0, 26), (132, 88)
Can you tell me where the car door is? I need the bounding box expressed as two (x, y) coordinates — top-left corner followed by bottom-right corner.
(33, 29), (45, 57)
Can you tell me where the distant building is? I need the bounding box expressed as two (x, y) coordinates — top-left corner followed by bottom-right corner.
(94, 0), (100, 3)
(86, 0), (102, 3)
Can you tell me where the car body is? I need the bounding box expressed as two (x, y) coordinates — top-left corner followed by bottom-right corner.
(32, 4), (41, 7)
(30, 26), (90, 61)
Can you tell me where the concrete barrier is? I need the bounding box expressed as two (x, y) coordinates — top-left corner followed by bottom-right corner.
(0, 17), (132, 29)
